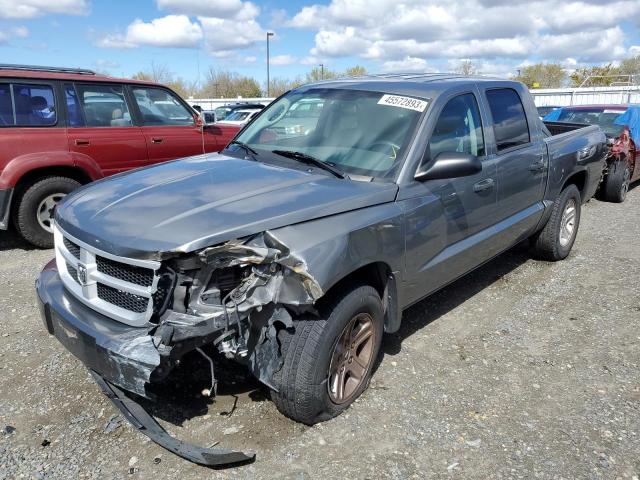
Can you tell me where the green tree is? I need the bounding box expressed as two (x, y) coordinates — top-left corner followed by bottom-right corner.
(305, 66), (338, 83)
(569, 63), (619, 87)
(617, 55), (640, 83)
(344, 65), (367, 77)
(515, 63), (566, 88)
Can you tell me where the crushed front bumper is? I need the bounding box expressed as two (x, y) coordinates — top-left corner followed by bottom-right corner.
(37, 260), (166, 397)
(36, 259), (256, 467)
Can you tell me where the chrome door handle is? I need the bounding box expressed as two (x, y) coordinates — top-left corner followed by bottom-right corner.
(75, 139), (90, 146)
(473, 178), (495, 193)
(151, 137), (163, 144)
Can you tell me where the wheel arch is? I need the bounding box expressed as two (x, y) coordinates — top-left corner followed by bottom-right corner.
(316, 261), (401, 333)
(561, 169), (587, 201)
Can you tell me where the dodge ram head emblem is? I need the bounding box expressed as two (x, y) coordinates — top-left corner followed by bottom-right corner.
(77, 264), (88, 285)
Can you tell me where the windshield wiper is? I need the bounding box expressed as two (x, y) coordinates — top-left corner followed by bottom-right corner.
(271, 150), (346, 179)
(227, 140), (258, 160)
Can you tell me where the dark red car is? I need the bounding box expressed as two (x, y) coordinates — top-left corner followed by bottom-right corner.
(546, 104), (639, 202)
(0, 64), (240, 247)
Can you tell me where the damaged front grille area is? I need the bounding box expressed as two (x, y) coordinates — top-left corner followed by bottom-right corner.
(53, 225), (165, 326)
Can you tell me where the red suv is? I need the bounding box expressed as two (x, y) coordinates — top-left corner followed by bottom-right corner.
(0, 64), (240, 247)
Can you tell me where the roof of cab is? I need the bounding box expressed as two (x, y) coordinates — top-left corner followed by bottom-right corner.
(296, 72), (517, 98)
(0, 64), (158, 86)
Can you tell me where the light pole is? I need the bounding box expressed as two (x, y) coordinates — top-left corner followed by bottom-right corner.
(266, 32), (274, 96)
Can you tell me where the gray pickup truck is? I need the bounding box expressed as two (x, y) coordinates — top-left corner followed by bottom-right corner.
(36, 74), (606, 466)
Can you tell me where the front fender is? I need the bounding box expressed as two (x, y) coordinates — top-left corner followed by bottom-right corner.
(268, 202), (405, 329)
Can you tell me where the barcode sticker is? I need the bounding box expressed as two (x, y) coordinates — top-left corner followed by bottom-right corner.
(377, 94), (429, 112)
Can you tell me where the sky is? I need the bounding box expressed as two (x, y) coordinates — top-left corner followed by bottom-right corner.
(0, 0), (639, 90)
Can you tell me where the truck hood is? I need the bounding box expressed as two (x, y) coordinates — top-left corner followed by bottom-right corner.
(55, 153), (398, 259)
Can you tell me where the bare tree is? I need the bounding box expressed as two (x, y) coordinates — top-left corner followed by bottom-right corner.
(267, 77), (304, 97)
(200, 68), (262, 98)
(454, 60), (478, 76)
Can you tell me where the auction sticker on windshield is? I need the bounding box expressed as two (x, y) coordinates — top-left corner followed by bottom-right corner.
(378, 94), (428, 112)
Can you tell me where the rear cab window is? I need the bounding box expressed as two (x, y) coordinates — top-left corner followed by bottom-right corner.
(0, 82), (57, 127)
(486, 88), (530, 151)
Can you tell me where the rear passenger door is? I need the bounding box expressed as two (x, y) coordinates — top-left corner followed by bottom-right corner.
(129, 86), (212, 164)
(483, 88), (546, 240)
(65, 83), (148, 175)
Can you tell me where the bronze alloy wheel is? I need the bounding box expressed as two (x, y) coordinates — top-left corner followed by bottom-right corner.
(327, 312), (377, 404)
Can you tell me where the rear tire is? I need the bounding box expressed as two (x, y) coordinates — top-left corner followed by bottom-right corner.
(271, 285), (384, 425)
(15, 176), (80, 248)
(530, 184), (581, 261)
(601, 160), (630, 203)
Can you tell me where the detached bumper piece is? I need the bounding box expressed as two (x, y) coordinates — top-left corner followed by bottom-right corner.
(91, 372), (256, 467)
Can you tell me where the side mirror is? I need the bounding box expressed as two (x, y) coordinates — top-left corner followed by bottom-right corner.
(194, 112), (204, 128)
(415, 151), (482, 181)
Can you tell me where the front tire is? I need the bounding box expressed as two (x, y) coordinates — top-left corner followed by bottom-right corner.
(530, 184), (581, 261)
(271, 285), (384, 425)
(15, 176), (80, 248)
(601, 160), (631, 203)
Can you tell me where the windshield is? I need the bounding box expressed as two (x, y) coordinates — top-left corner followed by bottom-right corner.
(226, 111), (251, 121)
(233, 88), (427, 179)
(556, 107), (627, 137)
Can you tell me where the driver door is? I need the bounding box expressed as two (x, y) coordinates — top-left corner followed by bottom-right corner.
(401, 92), (499, 304)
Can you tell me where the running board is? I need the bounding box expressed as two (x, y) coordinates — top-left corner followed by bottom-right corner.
(90, 371), (256, 467)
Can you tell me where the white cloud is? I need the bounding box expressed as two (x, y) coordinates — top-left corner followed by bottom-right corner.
(381, 56), (432, 72)
(630, 46), (640, 56)
(97, 15), (203, 49)
(0, 0), (88, 18)
(288, 0), (635, 69)
(156, 0), (259, 20)
(199, 16), (264, 55)
(95, 59), (120, 69)
(0, 26), (29, 44)
(270, 54), (296, 66)
(311, 27), (370, 58)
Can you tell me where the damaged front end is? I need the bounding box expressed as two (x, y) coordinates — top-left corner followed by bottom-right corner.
(152, 230), (323, 392)
(37, 227), (323, 466)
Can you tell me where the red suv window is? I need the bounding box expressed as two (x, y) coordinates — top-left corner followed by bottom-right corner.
(0, 83), (57, 127)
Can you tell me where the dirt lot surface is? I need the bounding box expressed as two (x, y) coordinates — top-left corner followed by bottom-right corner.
(1, 187), (639, 480)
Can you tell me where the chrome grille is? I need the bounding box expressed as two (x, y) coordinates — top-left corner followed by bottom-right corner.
(96, 256), (154, 287)
(63, 237), (80, 259)
(53, 224), (161, 327)
(97, 284), (148, 313)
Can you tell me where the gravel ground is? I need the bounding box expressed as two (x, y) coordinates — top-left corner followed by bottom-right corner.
(1, 187), (639, 480)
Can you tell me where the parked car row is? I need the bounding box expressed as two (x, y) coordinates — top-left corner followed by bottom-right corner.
(543, 104), (639, 202)
(35, 73), (610, 465)
(0, 65), (242, 247)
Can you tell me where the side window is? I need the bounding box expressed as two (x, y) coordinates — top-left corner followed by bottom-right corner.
(429, 93), (485, 160)
(131, 87), (193, 126)
(74, 84), (132, 127)
(11, 84), (57, 126)
(64, 84), (85, 127)
(0, 84), (11, 126)
(486, 88), (530, 151)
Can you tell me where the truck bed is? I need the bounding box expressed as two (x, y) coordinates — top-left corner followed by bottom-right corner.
(543, 121), (589, 136)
